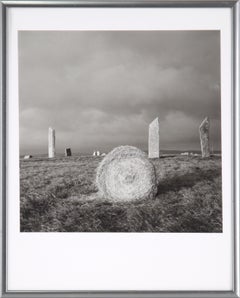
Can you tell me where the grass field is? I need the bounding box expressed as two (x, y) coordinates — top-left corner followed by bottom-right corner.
(20, 155), (222, 232)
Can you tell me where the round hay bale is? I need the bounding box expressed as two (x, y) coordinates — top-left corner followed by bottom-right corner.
(96, 145), (157, 202)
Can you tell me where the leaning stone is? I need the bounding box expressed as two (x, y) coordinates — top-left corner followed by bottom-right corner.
(199, 117), (210, 158)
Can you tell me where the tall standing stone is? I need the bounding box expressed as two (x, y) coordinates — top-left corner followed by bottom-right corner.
(65, 148), (72, 157)
(199, 117), (210, 158)
(48, 127), (55, 158)
(148, 117), (160, 158)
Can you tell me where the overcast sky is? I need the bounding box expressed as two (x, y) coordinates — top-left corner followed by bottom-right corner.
(19, 31), (221, 155)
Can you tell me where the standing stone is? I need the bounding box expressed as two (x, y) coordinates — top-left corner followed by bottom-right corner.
(48, 127), (55, 158)
(148, 117), (160, 158)
(199, 117), (210, 158)
(65, 148), (72, 157)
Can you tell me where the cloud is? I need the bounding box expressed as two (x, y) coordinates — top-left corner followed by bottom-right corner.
(19, 31), (221, 154)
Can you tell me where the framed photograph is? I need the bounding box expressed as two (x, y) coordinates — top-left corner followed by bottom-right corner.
(1, 0), (239, 297)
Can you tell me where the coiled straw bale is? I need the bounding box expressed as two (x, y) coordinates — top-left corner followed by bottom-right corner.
(96, 146), (157, 202)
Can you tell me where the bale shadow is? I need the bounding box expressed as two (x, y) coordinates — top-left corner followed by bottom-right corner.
(157, 168), (221, 195)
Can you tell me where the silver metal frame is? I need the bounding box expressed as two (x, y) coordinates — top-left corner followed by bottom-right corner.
(1, 0), (239, 297)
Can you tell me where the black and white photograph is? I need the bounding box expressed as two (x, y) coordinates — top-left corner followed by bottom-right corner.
(19, 30), (222, 233)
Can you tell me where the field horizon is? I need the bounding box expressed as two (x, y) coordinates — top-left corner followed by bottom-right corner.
(20, 149), (222, 158)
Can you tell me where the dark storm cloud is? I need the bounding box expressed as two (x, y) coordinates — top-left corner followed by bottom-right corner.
(19, 31), (221, 154)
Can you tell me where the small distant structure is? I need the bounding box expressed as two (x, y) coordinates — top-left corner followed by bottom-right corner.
(23, 155), (32, 159)
(199, 117), (210, 158)
(190, 152), (199, 156)
(148, 117), (160, 158)
(181, 152), (199, 157)
(48, 127), (56, 158)
(93, 150), (101, 156)
(65, 148), (72, 157)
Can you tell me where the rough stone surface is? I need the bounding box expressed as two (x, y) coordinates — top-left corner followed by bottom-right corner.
(65, 148), (72, 157)
(199, 117), (210, 158)
(148, 117), (160, 158)
(96, 145), (157, 202)
(48, 127), (55, 158)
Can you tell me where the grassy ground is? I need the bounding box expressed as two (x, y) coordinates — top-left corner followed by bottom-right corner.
(20, 155), (222, 232)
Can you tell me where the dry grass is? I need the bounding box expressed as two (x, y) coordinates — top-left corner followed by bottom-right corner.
(20, 155), (222, 232)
